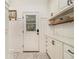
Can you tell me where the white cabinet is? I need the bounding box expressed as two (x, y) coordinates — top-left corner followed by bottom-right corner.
(64, 44), (74, 59)
(59, 0), (68, 9)
(59, 0), (74, 10)
(46, 36), (74, 59)
(49, 0), (59, 16)
(64, 53), (73, 59)
(46, 36), (63, 59)
(48, 0), (74, 17)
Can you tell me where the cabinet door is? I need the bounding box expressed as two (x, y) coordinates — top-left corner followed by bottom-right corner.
(64, 53), (73, 59)
(47, 37), (63, 59)
(59, 0), (68, 10)
(51, 39), (63, 59)
(49, 0), (59, 15)
(64, 44), (74, 59)
(47, 37), (53, 58)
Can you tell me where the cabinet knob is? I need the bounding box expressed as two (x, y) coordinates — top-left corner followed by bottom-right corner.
(52, 40), (55, 45)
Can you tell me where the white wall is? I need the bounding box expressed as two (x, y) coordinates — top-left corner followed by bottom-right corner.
(5, 2), (15, 59)
(5, 0), (12, 5)
(5, 5), (9, 59)
(9, 0), (49, 19)
(8, 0), (49, 53)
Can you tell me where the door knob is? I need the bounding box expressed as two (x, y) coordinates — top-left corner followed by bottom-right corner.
(52, 40), (55, 45)
(37, 29), (39, 32)
(37, 29), (39, 35)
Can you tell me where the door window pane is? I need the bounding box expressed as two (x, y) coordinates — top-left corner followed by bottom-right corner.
(26, 15), (36, 31)
(26, 15), (36, 23)
(26, 24), (36, 31)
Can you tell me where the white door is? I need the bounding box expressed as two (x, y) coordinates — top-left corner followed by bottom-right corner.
(23, 12), (39, 51)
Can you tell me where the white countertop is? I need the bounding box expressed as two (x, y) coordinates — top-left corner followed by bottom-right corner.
(45, 33), (74, 47)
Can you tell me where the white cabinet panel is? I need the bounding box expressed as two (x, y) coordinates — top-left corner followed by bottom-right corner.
(64, 44), (74, 59)
(51, 39), (63, 59)
(59, 0), (68, 9)
(58, 0), (74, 10)
(64, 53), (73, 59)
(49, 0), (59, 16)
(47, 37), (63, 59)
(46, 36), (53, 58)
(48, 0), (74, 17)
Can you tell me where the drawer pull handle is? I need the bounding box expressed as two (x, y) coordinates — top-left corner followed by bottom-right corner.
(52, 40), (55, 45)
(68, 50), (74, 54)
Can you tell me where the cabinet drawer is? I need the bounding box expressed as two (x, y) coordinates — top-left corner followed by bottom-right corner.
(64, 53), (73, 59)
(47, 37), (52, 46)
(64, 44), (74, 56)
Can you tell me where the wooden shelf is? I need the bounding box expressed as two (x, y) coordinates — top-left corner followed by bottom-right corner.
(49, 5), (74, 25)
(49, 20), (73, 25)
(49, 5), (74, 21)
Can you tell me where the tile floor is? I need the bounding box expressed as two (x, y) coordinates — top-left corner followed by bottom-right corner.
(15, 52), (50, 59)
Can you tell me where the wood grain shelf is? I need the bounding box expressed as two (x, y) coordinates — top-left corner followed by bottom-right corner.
(49, 19), (74, 25)
(49, 7), (74, 25)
